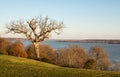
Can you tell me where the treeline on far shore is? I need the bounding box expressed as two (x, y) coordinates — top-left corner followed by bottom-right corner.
(1, 37), (120, 44)
(56, 39), (120, 44)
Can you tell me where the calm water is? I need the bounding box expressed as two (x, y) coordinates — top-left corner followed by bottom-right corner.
(23, 40), (120, 63)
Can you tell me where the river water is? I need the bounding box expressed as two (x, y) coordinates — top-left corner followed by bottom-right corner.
(22, 40), (120, 63)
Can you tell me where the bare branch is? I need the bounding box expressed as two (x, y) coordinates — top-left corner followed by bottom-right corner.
(25, 31), (34, 42)
(6, 21), (28, 34)
(6, 16), (64, 42)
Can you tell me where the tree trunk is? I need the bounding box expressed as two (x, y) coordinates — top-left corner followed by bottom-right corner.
(33, 42), (40, 59)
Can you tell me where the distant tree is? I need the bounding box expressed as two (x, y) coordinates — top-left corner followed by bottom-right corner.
(56, 45), (88, 68)
(6, 16), (64, 59)
(88, 46), (112, 70)
(7, 41), (28, 58)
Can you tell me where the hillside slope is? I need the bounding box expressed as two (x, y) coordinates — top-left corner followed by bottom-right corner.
(0, 55), (120, 77)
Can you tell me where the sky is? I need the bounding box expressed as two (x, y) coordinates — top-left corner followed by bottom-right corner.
(0, 0), (120, 39)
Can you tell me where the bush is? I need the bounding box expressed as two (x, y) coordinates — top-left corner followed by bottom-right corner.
(26, 45), (36, 59)
(0, 38), (11, 55)
(88, 46), (112, 70)
(39, 44), (56, 63)
(84, 58), (97, 69)
(112, 62), (120, 71)
(41, 58), (50, 63)
(0, 48), (8, 55)
(7, 41), (28, 58)
(26, 44), (55, 63)
(56, 45), (88, 68)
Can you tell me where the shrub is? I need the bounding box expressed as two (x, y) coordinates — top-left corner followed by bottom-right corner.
(56, 45), (88, 68)
(112, 62), (120, 71)
(41, 58), (50, 63)
(0, 38), (11, 55)
(88, 46), (112, 70)
(0, 48), (8, 55)
(39, 44), (56, 63)
(26, 45), (36, 59)
(26, 44), (55, 63)
(84, 58), (97, 69)
(7, 41), (28, 58)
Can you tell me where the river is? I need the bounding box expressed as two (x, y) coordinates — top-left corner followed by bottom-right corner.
(22, 40), (120, 63)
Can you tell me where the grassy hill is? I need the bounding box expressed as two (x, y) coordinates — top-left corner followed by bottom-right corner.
(0, 55), (120, 77)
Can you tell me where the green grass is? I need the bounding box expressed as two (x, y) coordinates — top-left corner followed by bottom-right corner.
(0, 55), (120, 77)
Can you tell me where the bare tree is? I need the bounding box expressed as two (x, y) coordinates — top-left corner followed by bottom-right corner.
(6, 16), (64, 59)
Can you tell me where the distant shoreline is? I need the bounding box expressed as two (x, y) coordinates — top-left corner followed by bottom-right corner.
(55, 39), (120, 44)
(1, 37), (120, 44)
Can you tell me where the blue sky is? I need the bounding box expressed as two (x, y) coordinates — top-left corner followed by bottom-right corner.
(0, 0), (120, 39)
